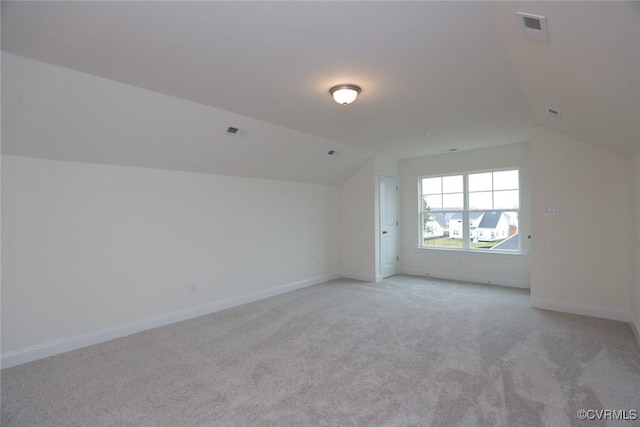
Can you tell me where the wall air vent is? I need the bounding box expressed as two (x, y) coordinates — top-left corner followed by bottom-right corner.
(547, 107), (562, 119)
(517, 12), (549, 43)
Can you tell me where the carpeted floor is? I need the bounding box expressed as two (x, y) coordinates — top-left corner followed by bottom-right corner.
(2, 275), (639, 426)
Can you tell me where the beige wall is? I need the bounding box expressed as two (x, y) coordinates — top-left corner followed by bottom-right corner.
(340, 158), (376, 281)
(632, 153), (640, 337)
(2, 155), (341, 364)
(399, 143), (531, 287)
(340, 154), (399, 283)
(530, 127), (632, 321)
(634, 20), (640, 340)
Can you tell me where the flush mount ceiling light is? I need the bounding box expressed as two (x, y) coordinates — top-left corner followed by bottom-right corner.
(329, 84), (361, 105)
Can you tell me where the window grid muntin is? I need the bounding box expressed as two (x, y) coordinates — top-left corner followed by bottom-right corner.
(418, 169), (520, 252)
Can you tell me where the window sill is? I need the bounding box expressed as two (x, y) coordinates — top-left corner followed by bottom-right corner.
(414, 246), (528, 258)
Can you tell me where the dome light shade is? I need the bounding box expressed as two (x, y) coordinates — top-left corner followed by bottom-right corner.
(329, 84), (361, 105)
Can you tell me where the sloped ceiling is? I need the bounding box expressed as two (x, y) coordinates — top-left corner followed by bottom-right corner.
(2, 52), (373, 186)
(487, 1), (640, 158)
(1, 1), (639, 185)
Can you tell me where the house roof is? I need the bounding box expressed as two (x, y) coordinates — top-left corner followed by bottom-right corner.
(429, 213), (449, 227)
(478, 212), (503, 229)
(2, 1), (638, 184)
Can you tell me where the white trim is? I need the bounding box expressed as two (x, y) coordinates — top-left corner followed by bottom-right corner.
(341, 273), (377, 283)
(413, 247), (529, 259)
(530, 297), (629, 323)
(631, 312), (640, 352)
(379, 173), (400, 280)
(400, 268), (530, 289)
(1, 273), (339, 369)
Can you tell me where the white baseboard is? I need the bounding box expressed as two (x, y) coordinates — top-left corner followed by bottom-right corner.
(340, 273), (377, 283)
(400, 268), (530, 289)
(1, 273), (339, 369)
(530, 297), (629, 323)
(631, 312), (640, 352)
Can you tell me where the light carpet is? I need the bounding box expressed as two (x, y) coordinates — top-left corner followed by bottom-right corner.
(2, 275), (639, 426)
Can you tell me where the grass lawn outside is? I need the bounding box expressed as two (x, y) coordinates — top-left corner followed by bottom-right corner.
(423, 237), (506, 249)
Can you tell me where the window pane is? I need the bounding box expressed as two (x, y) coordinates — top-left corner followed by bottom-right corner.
(442, 175), (463, 193)
(424, 194), (442, 210)
(493, 170), (519, 190)
(422, 211), (463, 249)
(423, 238), (464, 249)
(494, 190), (519, 209)
(423, 213), (443, 239)
(470, 211), (519, 251)
(469, 172), (492, 192)
(422, 177), (441, 195)
(443, 193), (463, 210)
(469, 191), (492, 209)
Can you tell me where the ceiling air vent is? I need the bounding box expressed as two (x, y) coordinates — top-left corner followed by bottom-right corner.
(517, 12), (549, 43)
(225, 126), (249, 138)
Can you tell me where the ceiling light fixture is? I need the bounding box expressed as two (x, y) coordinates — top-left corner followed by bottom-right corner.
(329, 84), (361, 105)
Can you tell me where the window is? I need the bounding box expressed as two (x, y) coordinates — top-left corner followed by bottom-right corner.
(420, 175), (464, 248)
(419, 169), (520, 252)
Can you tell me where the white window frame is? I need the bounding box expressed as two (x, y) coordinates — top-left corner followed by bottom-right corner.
(418, 168), (521, 253)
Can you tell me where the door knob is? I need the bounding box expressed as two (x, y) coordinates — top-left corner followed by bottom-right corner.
(383, 231), (388, 234)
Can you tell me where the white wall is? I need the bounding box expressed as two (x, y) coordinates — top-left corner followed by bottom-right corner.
(633, 21), (640, 344)
(339, 154), (399, 283)
(530, 126), (632, 321)
(1, 47), (3, 360)
(632, 153), (640, 340)
(1, 155), (340, 364)
(399, 143), (531, 288)
(340, 158), (376, 282)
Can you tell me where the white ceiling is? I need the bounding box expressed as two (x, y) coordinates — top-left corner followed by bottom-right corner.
(2, 1), (639, 168)
(2, 51), (374, 186)
(487, 1), (640, 159)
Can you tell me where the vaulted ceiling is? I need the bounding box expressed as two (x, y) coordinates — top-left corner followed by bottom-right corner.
(2, 1), (639, 179)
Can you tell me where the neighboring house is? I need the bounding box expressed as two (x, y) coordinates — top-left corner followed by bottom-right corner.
(477, 211), (510, 241)
(448, 211), (514, 242)
(503, 212), (519, 236)
(449, 212), (484, 240)
(423, 213), (447, 239)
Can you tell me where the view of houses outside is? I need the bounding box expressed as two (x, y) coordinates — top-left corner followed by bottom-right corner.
(421, 170), (519, 251)
(422, 210), (519, 250)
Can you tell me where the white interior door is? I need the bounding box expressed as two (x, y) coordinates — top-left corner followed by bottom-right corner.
(380, 175), (399, 279)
